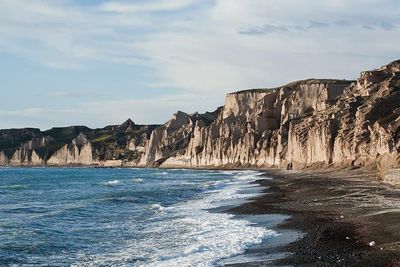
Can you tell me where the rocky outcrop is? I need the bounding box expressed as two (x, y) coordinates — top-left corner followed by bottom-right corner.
(0, 151), (8, 165)
(47, 133), (94, 165)
(10, 146), (43, 166)
(6, 138), (46, 166)
(141, 110), (219, 166)
(278, 61), (399, 170)
(0, 120), (158, 166)
(1, 60), (399, 176)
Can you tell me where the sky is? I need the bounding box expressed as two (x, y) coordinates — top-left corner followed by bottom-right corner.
(1, 0), (400, 130)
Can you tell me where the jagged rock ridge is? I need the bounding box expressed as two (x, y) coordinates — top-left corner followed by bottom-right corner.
(1, 60), (400, 182)
(0, 120), (160, 166)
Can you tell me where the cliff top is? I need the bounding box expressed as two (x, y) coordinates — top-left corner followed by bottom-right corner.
(229, 78), (355, 95)
(378, 59), (400, 70)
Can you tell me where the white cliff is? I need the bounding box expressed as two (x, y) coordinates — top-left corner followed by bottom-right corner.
(47, 133), (95, 165)
(1, 60), (399, 180)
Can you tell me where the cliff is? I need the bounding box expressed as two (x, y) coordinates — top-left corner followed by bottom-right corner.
(1, 60), (400, 182)
(0, 121), (159, 167)
(149, 79), (354, 168)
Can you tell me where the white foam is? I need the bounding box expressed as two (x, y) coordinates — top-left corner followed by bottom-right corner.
(148, 204), (165, 213)
(78, 172), (275, 266)
(0, 184), (26, 189)
(199, 179), (231, 190)
(132, 178), (144, 183)
(216, 170), (264, 181)
(104, 180), (121, 187)
(233, 171), (264, 181)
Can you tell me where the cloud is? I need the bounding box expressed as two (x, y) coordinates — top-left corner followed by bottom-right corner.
(238, 19), (396, 35)
(99, 0), (196, 13)
(238, 21), (328, 35)
(308, 21), (329, 29)
(47, 91), (102, 98)
(238, 24), (289, 35)
(0, 0), (153, 69)
(1, 0), (400, 129)
(363, 21), (395, 31)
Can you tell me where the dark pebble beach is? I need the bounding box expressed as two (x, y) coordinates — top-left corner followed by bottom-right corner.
(229, 168), (400, 267)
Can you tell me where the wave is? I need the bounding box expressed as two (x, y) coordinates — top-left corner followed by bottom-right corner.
(155, 172), (168, 175)
(168, 168), (191, 171)
(132, 178), (143, 183)
(13, 168), (275, 266)
(104, 180), (121, 187)
(148, 203), (165, 213)
(0, 184), (26, 190)
(103, 197), (139, 204)
(233, 171), (264, 181)
(79, 175), (275, 266)
(198, 179), (231, 190)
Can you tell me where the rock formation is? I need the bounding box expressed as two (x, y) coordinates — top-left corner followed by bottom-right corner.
(0, 121), (158, 167)
(1, 60), (399, 182)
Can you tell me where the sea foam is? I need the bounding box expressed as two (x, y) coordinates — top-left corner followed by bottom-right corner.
(132, 178), (143, 183)
(104, 180), (121, 187)
(79, 170), (275, 266)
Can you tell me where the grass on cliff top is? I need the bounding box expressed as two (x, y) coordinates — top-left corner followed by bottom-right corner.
(0, 129), (41, 150)
(36, 127), (88, 160)
(91, 134), (113, 143)
(44, 127), (89, 143)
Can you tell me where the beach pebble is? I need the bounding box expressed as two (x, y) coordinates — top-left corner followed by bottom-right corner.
(369, 241), (376, 247)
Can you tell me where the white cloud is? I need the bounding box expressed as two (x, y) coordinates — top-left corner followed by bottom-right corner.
(99, 0), (196, 13)
(1, 0), (400, 128)
(1, 0), (399, 79)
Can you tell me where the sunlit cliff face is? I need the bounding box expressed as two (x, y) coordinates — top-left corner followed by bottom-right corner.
(1, 61), (399, 179)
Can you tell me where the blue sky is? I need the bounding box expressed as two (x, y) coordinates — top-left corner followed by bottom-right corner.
(1, 0), (400, 129)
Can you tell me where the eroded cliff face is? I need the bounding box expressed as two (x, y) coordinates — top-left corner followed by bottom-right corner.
(141, 110), (220, 166)
(153, 79), (352, 168)
(0, 120), (157, 166)
(149, 61), (399, 172)
(46, 133), (95, 165)
(1, 60), (399, 175)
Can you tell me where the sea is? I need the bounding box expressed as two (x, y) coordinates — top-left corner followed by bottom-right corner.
(0, 167), (290, 266)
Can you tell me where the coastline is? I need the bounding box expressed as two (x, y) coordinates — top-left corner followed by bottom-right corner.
(3, 165), (400, 265)
(230, 168), (400, 266)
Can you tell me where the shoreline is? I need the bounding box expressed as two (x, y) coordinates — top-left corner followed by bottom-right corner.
(0, 164), (268, 170)
(3, 165), (400, 265)
(230, 169), (400, 266)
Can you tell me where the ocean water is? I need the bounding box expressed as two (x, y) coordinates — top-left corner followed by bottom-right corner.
(0, 167), (278, 266)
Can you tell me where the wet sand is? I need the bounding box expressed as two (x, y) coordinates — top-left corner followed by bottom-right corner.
(229, 168), (400, 266)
